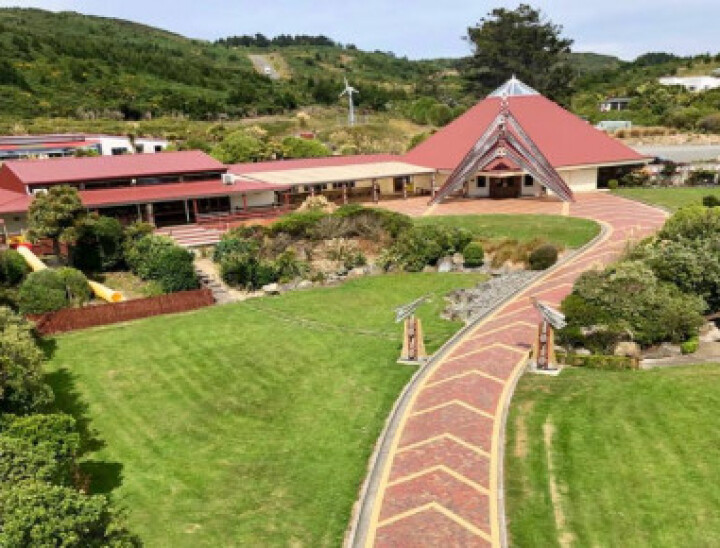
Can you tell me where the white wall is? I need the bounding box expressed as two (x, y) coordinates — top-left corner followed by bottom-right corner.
(560, 167), (598, 193)
(230, 191), (276, 209)
(521, 177), (540, 196)
(135, 139), (169, 153)
(467, 176), (489, 197)
(1, 214), (27, 235)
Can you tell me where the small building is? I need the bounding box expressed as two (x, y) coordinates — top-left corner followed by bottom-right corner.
(599, 97), (631, 112)
(0, 134), (169, 161)
(659, 76), (720, 92)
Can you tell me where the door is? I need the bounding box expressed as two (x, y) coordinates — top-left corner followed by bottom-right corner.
(489, 177), (521, 199)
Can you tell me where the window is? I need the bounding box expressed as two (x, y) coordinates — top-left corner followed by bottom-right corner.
(524, 175), (534, 187)
(111, 147), (128, 155)
(135, 145), (144, 154)
(154, 145), (163, 152)
(476, 176), (487, 188)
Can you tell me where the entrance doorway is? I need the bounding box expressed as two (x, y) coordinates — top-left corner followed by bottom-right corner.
(489, 176), (521, 199)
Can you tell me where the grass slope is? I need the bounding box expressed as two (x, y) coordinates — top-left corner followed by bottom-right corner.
(613, 187), (720, 211)
(506, 366), (720, 547)
(45, 273), (485, 547)
(416, 215), (600, 248)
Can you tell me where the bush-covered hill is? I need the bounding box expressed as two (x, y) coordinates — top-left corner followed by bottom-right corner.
(0, 8), (462, 120)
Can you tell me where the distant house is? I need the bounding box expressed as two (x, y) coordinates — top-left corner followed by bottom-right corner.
(599, 97), (631, 112)
(0, 134), (168, 161)
(659, 76), (720, 92)
(596, 120), (632, 132)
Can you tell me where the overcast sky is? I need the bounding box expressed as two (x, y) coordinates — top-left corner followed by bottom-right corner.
(3, 0), (718, 60)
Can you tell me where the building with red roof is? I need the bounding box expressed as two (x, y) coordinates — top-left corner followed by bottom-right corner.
(0, 78), (647, 237)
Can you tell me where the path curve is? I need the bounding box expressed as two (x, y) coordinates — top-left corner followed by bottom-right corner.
(348, 193), (668, 547)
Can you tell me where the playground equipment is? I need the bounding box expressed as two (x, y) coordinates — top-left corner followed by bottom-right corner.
(15, 244), (124, 303)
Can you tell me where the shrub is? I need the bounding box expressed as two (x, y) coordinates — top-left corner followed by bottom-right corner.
(270, 210), (326, 238)
(153, 247), (199, 293)
(559, 261), (706, 352)
(56, 268), (91, 307)
(620, 170), (650, 187)
(18, 270), (68, 314)
(607, 179), (619, 190)
(71, 216), (125, 273)
(273, 250), (308, 282)
(528, 244), (558, 270)
(0, 482), (140, 547)
(703, 195), (720, 208)
(124, 234), (198, 292)
(681, 337), (699, 355)
(659, 206), (720, 241)
(699, 113), (720, 133)
(463, 242), (485, 267)
(0, 249), (29, 287)
(644, 238), (720, 312)
(0, 307), (53, 414)
(389, 225), (472, 272)
(557, 352), (638, 370)
(213, 235), (261, 263)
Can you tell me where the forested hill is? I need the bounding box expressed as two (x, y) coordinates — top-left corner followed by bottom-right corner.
(0, 8), (461, 120)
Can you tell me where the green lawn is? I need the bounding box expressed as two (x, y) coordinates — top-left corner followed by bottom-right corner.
(506, 365), (720, 547)
(44, 272), (485, 547)
(415, 215), (600, 248)
(613, 187), (720, 211)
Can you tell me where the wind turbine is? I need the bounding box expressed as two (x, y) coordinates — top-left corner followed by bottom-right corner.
(339, 77), (358, 126)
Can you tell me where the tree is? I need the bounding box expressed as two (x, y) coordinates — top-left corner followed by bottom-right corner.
(27, 185), (85, 261)
(0, 481), (140, 547)
(463, 4), (574, 102)
(0, 306), (53, 414)
(280, 136), (330, 159)
(209, 131), (266, 164)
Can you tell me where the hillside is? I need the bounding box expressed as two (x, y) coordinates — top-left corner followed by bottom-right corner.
(0, 8), (462, 121)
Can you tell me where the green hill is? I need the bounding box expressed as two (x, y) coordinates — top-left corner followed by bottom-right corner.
(0, 8), (461, 121)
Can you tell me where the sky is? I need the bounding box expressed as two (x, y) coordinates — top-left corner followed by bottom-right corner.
(3, 0), (718, 61)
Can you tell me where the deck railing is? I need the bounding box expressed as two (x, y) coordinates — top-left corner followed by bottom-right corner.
(195, 204), (292, 227)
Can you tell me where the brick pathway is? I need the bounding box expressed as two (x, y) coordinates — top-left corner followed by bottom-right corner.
(350, 193), (667, 547)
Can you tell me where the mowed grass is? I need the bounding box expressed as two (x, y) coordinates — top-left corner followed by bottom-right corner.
(415, 214), (600, 248)
(613, 187), (720, 211)
(44, 272), (486, 547)
(506, 366), (720, 547)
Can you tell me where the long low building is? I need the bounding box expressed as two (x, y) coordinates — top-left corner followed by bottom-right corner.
(0, 77), (647, 237)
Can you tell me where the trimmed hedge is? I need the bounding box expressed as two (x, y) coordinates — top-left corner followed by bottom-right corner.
(557, 352), (639, 370)
(125, 234), (198, 293)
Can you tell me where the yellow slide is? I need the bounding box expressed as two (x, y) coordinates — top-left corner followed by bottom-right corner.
(16, 245), (124, 303)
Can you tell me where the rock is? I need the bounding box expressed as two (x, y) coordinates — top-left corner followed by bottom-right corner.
(699, 322), (720, 343)
(643, 342), (682, 359)
(614, 341), (641, 359)
(438, 257), (453, 273)
(296, 280), (313, 290)
(452, 253), (464, 266)
(262, 283), (281, 295)
(347, 267), (366, 278)
(575, 348), (592, 356)
(422, 265), (437, 273)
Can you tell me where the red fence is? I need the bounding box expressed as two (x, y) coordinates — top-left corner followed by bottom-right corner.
(30, 289), (215, 335)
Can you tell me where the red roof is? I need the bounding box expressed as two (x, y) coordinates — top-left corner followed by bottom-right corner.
(404, 95), (647, 170)
(0, 179), (286, 214)
(228, 154), (399, 175)
(1, 150), (226, 186)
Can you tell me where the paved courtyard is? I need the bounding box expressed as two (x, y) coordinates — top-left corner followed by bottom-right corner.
(350, 193), (668, 547)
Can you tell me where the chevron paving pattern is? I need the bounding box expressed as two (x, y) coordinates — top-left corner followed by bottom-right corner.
(355, 194), (668, 547)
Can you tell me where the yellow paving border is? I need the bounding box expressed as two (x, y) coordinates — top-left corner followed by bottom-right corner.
(361, 216), (616, 547)
(377, 502), (493, 543)
(410, 399), (496, 421)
